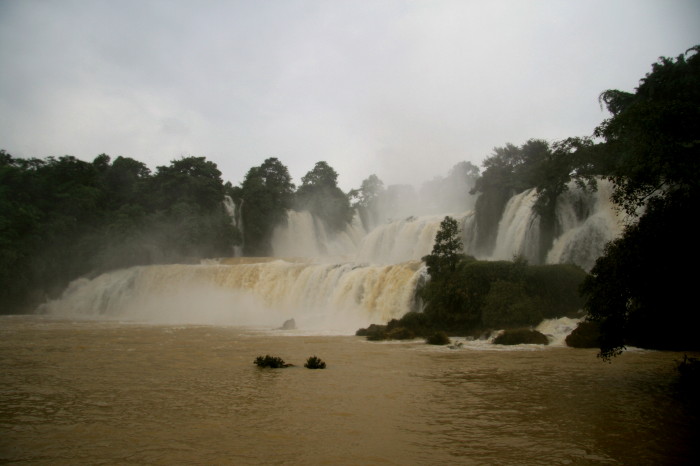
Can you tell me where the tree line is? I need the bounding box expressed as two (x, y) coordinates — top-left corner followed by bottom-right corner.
(0, 153), (235, 313)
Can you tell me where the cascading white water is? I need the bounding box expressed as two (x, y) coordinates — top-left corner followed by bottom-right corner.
(546, 180), (624, 271)
(223, 195), (243, 256)
(39, 260), (426, 333)
(45, 179), (623, 331)
(223, 195), (236, 225)
(488, 189), (542, 263)
(355, 214), (446, 264)
(271, 210), (365, 259)
(462, 179), (623, 271)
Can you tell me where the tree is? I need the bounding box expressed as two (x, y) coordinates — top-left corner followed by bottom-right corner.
(423, 216), (463, 279)
(239, 157), (295, 256)
(582, 45), (700, 358)
(349, 174), (384, 230)
(149, 156), (224, 211)
(102, 155), (151, 208)
(300, 160), (338, 188)
(595, 46), (700, 216)
(295, 161), (353, 232)
(581, 192), (697, 358)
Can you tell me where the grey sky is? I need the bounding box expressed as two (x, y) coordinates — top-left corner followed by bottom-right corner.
(1, 1), (698, 191)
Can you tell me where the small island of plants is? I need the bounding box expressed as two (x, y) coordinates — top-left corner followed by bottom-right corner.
(254, 355), (292, 368)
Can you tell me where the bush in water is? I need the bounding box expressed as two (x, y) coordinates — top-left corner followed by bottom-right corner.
(254, 355), (291, 368)
(356, 323), (388, 341)
(426, 331), (450, 345)
(493, 328), (549, 345)
(304, 356), (327, 369)
(386, 326), (416, 340)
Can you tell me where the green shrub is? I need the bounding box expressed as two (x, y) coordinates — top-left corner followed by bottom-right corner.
(356, 323), (388, 341)
(493, 328), (549, 345)
(426, 331), (450, 345)
(523, 264), (586, 319)
(386, 326), (415, 340)
(391, 312), (432, 336)
(481, 280), (543, 328)
(304, 356), (327, 369)
(254, 355), (290, 368)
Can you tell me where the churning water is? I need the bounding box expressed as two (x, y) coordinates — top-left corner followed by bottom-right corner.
(1, 316), (698, 465)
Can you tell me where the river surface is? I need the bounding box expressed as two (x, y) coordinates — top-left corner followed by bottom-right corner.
(1, 315), (698, 465)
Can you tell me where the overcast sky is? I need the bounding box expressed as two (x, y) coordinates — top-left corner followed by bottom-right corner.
(1, 1), (698, 191)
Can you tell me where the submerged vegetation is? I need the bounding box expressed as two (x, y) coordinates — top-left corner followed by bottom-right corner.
(304, 356), (327, 369)
(253, 355), (326, 369)
(254, 355), (291, 368)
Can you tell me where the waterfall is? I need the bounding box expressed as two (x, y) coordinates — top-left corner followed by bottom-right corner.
(223, 195), (236, 225)
(43, 179), (622, 331)
(355, 214), (445, 264)
(488, 189), (542, 263)
(271, 210), (365, 259)
(470, 180), (623, 271)
(223, 195), (243, 256)
(39, 260), (426, 333)
(545, 180), (623, 271)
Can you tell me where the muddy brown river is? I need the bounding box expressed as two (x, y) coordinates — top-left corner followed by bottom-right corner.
(1, 316), (698, 465)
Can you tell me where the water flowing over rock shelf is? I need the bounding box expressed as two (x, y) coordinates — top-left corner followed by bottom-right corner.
(41, 180), (621, 331)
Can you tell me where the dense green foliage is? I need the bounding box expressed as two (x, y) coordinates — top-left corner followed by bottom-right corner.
(423, 216), (463, 279)
(304, 356), (327, 369)
(239, 157), (295, 256)
(581, 189), (698, 358)
(580, 46), (700, 359)
(420, 257), (586, 335)
(416, 218), (586, 335)
(0, 152), (235, 314)
(254, 355), (290, 368)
